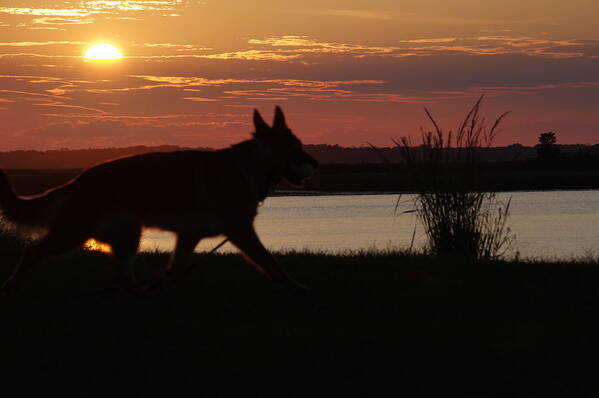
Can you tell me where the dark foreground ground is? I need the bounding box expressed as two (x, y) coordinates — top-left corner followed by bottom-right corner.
(1, 240), (599, 396)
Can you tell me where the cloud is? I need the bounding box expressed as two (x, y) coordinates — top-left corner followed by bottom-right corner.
(0, 53), (79, 58)
(293, 7), (547, 26)
(247, 35), (398, 57)
(15, 117), (250, 149)
(18, 119), (169, 148)
(33, 99), (106, 114)
(0, 1), (189, 29)
(0, 1), (186, 17)
(31, 16), (94, 26)
(199, 50), (302, 61)
(0, 8), (91, 17)
(134, 43), (213, 52)
(0, 88), (65, 100)
(245, 35), (596, 60)
(0, 41), (87, 47)
(134, 75), (385, 88)
(3, 34), (590, 62)
(467, 81), (599, 96)
(293, 8), (412, 21)
(308, 9), (401, 21)
(399, 38), (458, 44)
(64, 76), (388, 100)
(183, 97), (219, 102)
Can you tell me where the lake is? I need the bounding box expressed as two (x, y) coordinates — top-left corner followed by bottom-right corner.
(138, 190), (599, 260)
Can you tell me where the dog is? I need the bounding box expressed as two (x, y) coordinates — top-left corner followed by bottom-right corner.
(0, 106), (318, 295)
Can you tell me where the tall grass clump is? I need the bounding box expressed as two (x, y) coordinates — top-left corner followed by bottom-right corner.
(396, 95), (516, 260)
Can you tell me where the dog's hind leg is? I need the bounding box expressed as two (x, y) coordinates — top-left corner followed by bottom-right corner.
(104, 224), (142, 294)
(153, 233), (200, 289)
(0, 226), (89, 296)
(226, 225), (308, 292)
(1, 245), (44, 296)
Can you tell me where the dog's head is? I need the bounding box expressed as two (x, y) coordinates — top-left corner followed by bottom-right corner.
(253, 106), (318, 187)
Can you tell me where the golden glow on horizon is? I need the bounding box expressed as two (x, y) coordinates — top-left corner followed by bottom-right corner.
(84, 43), (123, 60)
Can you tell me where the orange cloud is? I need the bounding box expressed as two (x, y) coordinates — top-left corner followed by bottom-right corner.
(245, 35), (594, 60)
(399, 38), (457, 43)
(32, 16), (94, 26)
(200, 50), (301, 61)
(0, 1), (188, 30)
(0, 41), (87, 47)
(470, 82), (599, 95)
(135, 43), (213, 51)
(183, 97), (219, 102)
(2, 34), (590, 62)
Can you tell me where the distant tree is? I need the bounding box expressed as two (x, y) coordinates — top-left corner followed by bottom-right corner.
(539, 132), (556, 146)
(536, 131), (560, 161)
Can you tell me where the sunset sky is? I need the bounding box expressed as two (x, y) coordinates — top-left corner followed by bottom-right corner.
(1, 0), (598, 150)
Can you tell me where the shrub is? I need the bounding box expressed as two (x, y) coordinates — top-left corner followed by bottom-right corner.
(397, 96), (516, 260)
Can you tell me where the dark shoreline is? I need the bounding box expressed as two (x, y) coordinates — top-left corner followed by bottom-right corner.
(273, 187), (599, 197)
(4, 164), (599, 196)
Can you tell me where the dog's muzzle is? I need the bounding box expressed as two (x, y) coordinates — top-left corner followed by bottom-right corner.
(291, 162), (315, 179)
(287, 161), (317, 187)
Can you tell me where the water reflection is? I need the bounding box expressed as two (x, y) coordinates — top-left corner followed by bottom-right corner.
(138, 190), (599, 260)
(84, 238), (112, 253)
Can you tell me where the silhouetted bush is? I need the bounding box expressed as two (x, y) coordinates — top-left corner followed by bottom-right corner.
(397, 96), (516, 259)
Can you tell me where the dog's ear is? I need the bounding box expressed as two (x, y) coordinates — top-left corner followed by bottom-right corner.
(273, 106), (288, 130)
(253, 109), (270, 134)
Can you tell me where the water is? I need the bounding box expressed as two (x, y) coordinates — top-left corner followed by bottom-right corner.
(138, 190), (599, 260)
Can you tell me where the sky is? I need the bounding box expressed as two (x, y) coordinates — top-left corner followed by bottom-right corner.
(0, 0), (598, 150)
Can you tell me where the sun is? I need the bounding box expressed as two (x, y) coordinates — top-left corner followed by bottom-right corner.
(84, 43), (123, 61)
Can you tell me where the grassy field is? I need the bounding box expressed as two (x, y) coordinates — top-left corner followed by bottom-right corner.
(1, 234), (599, 395)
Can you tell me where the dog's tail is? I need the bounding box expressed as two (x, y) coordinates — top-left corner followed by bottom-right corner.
(0, 169), (58, 231)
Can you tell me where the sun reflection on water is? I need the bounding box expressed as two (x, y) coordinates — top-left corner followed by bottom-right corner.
(84, 238), (112, 254)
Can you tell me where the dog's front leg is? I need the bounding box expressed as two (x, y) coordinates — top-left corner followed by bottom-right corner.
(144, 233), (201, 292)
(227, 225), (309, 292)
